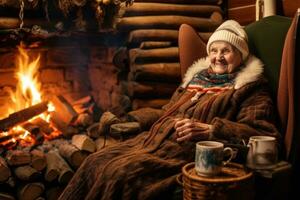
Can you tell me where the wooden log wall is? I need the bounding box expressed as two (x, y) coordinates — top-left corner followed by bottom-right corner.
(227, 0), (256, 25)
(114, 0), (224, 110)
(280, 0), (300, 17)
(227, 0), (300, 25)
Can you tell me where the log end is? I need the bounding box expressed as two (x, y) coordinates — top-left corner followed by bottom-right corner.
(18, 182), (45, 200)
(210, 11), (223, 24)
(44, 169), (59, 182)
(31, 158), (47, 171)
(0, 166), (11, 182)
(71, 151), (88, 168)
(58, 170), (74, 185)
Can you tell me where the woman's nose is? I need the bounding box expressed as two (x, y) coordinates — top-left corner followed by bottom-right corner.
(216, 52), (224, 60)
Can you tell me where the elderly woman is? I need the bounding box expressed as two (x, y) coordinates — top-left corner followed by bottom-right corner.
(58, 20), (280, 200)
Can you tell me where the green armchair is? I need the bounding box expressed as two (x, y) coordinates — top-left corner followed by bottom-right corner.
(178, 13), (300, 199)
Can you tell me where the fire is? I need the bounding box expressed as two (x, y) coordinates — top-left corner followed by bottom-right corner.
(10, 43), (42, 111)
(0, 43), (60, 148)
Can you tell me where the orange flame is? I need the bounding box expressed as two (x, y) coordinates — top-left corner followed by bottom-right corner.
(0, 43), (60, 147)
(8, 43), (42, 113)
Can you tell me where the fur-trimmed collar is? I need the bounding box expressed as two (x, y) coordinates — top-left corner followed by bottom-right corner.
(181, 55), (264, 89)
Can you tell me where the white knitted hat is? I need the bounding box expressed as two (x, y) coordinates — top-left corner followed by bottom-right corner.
(207, 20), (249, 61)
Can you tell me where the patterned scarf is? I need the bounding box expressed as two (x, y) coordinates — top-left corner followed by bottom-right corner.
(187, 67), (237, 94)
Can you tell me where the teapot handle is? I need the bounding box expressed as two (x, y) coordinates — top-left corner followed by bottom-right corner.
(246, 140), (254, 165)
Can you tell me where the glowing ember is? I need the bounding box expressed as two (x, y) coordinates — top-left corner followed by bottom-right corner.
(0, 43), (60, 147)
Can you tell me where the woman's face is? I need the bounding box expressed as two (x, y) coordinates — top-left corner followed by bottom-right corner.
(208, 41), (242, 74)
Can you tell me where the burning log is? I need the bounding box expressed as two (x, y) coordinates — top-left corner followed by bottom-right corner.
(30, 149), (46, 171)
(0, 156), (11, 182)
(139, 41), (172, 49)
(0, 131), (22, 147)
(30, 118), (54, 135)
(14, 165), (40, 181)
(124, 3), (222, 17)
(0, 102), (48, 132)
(50, 95), (78, 125)
(20, 122), (44, 144)
(6, 150), (31, 166)
(130, 63), (180, 82)
(132, 98), (169, 110)
(71, 135), (96, 153)
(127, 81), (177, 98)
(17, 182), (45, 200)
(50, 114), (78, 137)
(117, 13), (222, 31)
(129, 47), (179, 64)
(58, 143), (88, 169)
(20, 122), (40, 135)
(1, 141), (17, 149)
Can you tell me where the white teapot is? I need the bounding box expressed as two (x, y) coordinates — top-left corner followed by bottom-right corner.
(246, 136), (278, 169)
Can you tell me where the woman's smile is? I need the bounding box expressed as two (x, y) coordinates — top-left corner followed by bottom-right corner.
(208, 41), (242, 74)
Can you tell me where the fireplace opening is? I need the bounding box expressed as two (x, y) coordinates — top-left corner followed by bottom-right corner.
(0, 1), (134, 198)
(0, 32), (128, 199)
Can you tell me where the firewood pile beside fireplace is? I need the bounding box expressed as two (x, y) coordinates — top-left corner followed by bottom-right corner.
(0, 94), (124, 200)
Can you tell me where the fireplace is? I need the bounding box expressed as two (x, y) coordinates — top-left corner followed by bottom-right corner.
(0, 32), (129, 200)
(0, 1), (135, 199)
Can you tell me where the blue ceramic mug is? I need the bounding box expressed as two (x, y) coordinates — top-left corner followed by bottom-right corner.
(195, 141), (234, 177)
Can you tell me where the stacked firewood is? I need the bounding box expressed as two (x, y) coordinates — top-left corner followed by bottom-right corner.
(0, 95), (125, 200)
(114, 0), (224, 110)
(0, 136), (113, 200)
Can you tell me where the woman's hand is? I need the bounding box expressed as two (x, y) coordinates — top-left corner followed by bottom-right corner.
(174, 118), (213, 142)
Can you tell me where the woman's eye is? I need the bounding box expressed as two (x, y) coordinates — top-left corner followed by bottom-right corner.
(222, 49), (231, 54)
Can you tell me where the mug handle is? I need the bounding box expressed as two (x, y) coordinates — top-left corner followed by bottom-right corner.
(223, 147), (234, 166)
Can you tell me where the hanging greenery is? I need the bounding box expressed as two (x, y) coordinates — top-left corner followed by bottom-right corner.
(0, 0), (134, 31)
(56, 0), (134, 31)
